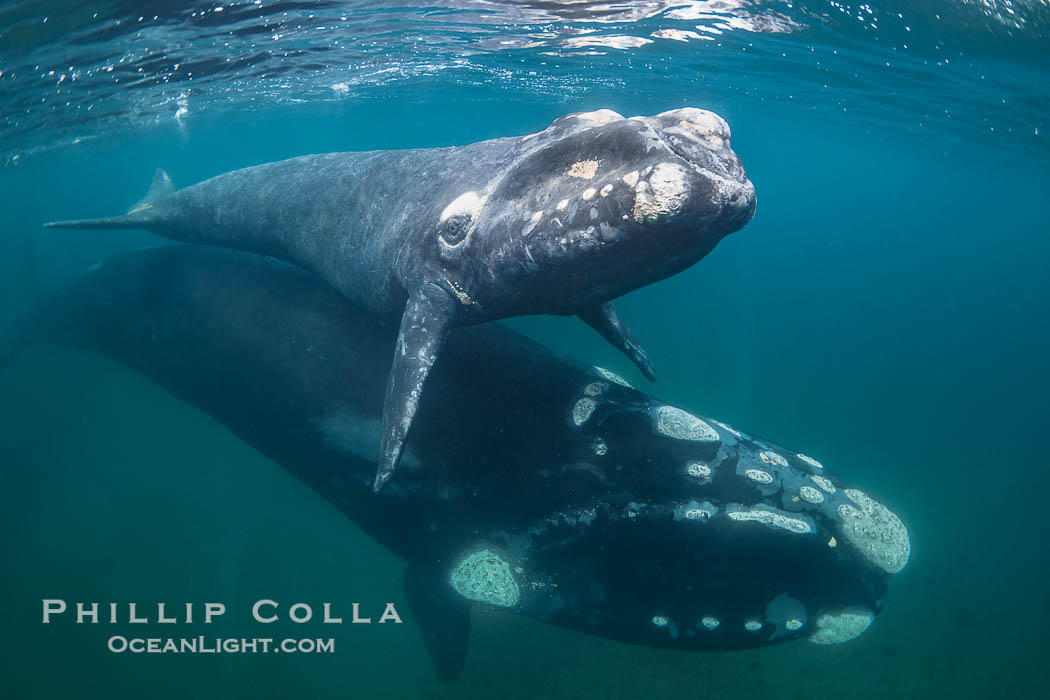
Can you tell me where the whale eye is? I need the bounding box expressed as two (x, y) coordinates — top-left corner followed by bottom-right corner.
(439, 213), (472, 246)
(438, 191), (484, 250)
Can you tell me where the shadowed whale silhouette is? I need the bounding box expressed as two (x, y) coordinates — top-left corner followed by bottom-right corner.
(1, 246), (908, 681)
(44, 107), (757, 490)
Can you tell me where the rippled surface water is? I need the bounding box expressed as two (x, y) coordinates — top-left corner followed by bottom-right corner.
(1, 0), (1048, 163)
(1, 2), (1049, 699)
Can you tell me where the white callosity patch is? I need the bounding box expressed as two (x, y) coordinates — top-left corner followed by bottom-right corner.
(701, 616), (720, 630)
(439, 191), (484, 224)
(633, 162), (691, 223)
(599, 184), (614, 197)
(798, 485), (825, 504)
(591, 438), (608, 456)
(651, 615), (669, 627)
(450, 549), (521, 608)
(567, 160), (601, 179)
(594, 366), (632, 388)
(744, 469), (774, 484)
(572, 398), (596, 426)
(621, 170), (639, 187)
(686, 461), (712, 480)
(727, 505), (814, 534)
(836, 489), (911, 574)
(674, 499), (716, 522)
(786, 619), (804, 631)
(759, 451), (788, 467)
(575, 109), (624, 125)
(810, 474), (836, 494)
(744, 619), (763, 632)
(809, 609), (874, 645)
(655, 406), (719, 443)
(797, 453), (824, 470)
(665, 107), (731, 141)
(582, 187), (597, 200)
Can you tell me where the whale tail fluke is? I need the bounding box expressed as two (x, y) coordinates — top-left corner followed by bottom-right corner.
(43, 168), (174, 231)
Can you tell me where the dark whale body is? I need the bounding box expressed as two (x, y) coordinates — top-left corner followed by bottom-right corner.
(1, 246), (908, 681)
(45, 108), (757, 489)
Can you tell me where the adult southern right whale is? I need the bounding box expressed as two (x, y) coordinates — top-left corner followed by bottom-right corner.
(44, 107), (757, 490)
(2, 246), (908, 681)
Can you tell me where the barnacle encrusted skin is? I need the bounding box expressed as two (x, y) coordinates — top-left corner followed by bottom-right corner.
(808, 609), (874, 645)
(655, 406), (719, 442)
(673, 499), (717, 522)
(836, 489), (911, 574)
(759, 451), (788, 467)
(796, 453), (824, 470)
(810, 474), (836, 493)
(727, 505), (814, 534)
(593, 366), (633, 388)
(686, 461), (713, 481)
(572, 397), (596, 426)
(450, 549), (521, 608)
(798, 485), (825, 504)
(744, 468), (774, 484)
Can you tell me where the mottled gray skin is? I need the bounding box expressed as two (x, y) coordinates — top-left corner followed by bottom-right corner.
(45, 107), (757, 490)
(3, 247), (903, 682)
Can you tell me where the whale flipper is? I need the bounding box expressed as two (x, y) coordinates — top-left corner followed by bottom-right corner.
(403, 564), (471, 683)
(579, 301), (658, 382)
(374, 282), (458, 491)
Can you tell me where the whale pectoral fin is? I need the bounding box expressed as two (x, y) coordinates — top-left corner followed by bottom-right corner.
(578, 301), (658, 381)
(374, 282), (457, 492)
(404, 564), (471, 683)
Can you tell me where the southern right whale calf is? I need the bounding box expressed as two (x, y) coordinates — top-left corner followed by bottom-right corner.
(0, 246), (908, 681)
(44, 107), (757, 490)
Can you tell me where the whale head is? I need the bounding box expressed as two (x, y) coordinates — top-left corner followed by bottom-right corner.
(441, 380), (902, 652)
(428, 108), (756, 318)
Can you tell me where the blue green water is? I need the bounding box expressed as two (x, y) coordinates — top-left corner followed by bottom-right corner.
(1, 1), (1049, 698)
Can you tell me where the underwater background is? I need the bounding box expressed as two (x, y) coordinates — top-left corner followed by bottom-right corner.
(0, 1), (1048, 698)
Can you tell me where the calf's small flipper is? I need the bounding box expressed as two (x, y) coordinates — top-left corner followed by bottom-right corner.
(374, 282), (457, 491)
(403, 564), (471, 682)
(578, 301), (658, 382)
